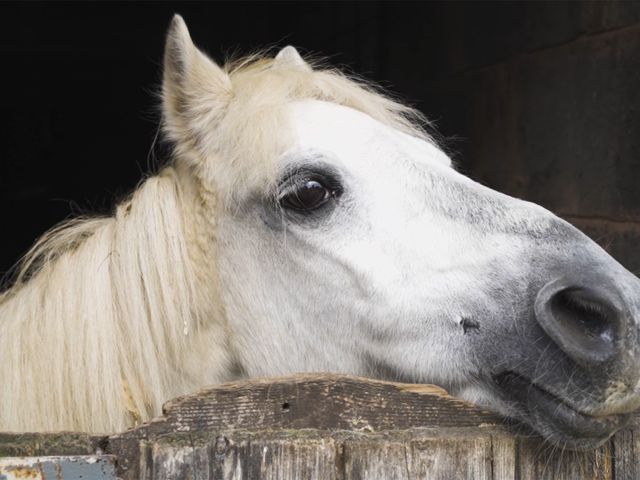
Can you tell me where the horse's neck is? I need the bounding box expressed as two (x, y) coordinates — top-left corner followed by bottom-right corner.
(0, 167), (232, 433)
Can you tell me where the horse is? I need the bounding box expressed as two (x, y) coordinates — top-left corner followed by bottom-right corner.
(1, 14), (639, 450)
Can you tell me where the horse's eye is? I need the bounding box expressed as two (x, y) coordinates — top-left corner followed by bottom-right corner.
(280, 180), (333, 212)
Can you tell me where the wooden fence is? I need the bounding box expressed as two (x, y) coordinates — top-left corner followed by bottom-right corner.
(1, 374), (638, 479)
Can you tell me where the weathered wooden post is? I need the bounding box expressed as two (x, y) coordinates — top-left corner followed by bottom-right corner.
(1, 374), (638, 479)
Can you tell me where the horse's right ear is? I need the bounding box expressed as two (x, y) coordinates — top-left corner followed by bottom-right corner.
(162, 14), (231, 151)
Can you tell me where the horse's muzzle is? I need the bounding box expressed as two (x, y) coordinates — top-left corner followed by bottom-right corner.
(494, 371), (632, 449)
(492, 269), (640, 448)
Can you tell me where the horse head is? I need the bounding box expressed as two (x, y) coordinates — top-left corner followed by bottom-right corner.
(161, 15), (640, 449)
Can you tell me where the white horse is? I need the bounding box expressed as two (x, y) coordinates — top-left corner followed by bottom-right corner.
(1, 15), (640, 449)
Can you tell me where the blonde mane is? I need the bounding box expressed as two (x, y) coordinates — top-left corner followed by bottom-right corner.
(0, 17), (429, 433)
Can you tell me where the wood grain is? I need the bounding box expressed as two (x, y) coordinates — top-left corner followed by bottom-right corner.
(1, 374), (638, 479)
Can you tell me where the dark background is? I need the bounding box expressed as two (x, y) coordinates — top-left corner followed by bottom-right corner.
(1, 1), (639, 279)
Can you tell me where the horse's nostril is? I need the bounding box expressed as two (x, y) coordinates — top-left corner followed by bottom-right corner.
(535, 281), (622, 366)
(552, 289), (613, 341)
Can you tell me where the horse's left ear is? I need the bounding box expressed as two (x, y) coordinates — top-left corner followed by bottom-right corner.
(274, 46), (311, 70)
(162, 14), (231, 150)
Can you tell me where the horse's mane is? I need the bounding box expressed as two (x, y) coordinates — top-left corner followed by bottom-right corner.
(0, 169), (211, 432)
(225, 51), (428, 138)
(0, 49), (428, 433)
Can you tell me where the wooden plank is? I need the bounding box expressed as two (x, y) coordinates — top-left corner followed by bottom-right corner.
(139, 437), (199, 480)
(517, 436), (614, 480)
(107, 373), (501, 478)
(104, 374), (640, 479)
(112, 428), (640, 480)
(2, 375), (639, 479)
(138, 432), (340, 480)
(490, 434), (517, 479)
(0, 455), (116, 479)
(612, 429), (639, 480)
(2, 430), (638, 480)
(343, 439), (410, 479)
(0, 432), (106, 457)
(406, 435), (493, 480)
(231, 436), (339, 480)
(145, 374), (501, 435)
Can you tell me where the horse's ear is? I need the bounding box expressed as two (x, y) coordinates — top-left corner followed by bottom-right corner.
(274, 46), (310, 70)
(162, 14), (231, 148)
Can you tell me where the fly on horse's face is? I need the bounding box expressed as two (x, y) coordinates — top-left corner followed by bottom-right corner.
(215, 77), (640, 449)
